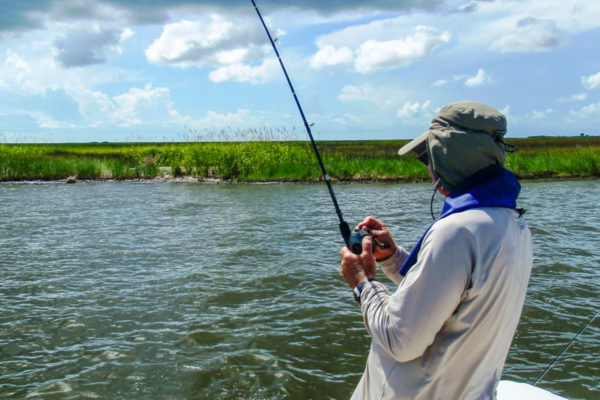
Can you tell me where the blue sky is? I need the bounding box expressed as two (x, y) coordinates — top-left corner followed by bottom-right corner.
(1, 0), (599, 143)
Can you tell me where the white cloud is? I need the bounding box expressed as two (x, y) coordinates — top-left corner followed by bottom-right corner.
(213, 48), (249, 65)
(145, 15), (271, 68)
(309, 45), (353, 69)
(490, 17), (562, 53)
(60, 82), (185, 129)
(465, 69), (492, 87)
(208, 58), (279, 84)
(338, 85), (368, 102)
(25, 110), (79, 129)
(116, 28), (134, 53)
(112, 83), (178, 126)
(456, 68), (494, 87)
(530, 108), (553, 119)
(432, 79), (447, 87)
(332, 112), (364, 126)
(184, 109), (261, 130)
(557, 93), (587, 102)
(354, 26), (450, 73)
(145, 14), (287, 84)
(337, 84), (403, 109)
(5, 49), (29, 70)
(499, 105), (526, 125)
(582, 71), (600, 90)
(4, 49), (33, 88)
(397, 100), (432, 120)
(570, 102), (600, 119)
(310, 21), (450, 73)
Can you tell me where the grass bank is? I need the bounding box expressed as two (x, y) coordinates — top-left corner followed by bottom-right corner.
(0, 137), (598, 182)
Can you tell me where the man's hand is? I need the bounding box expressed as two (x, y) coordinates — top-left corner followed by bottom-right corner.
(340, 236), (376, 288)
(357, 216), (397, 262)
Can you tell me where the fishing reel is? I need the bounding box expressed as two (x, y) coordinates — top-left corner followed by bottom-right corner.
(348, 229), (371, 254)
(347, 228), (390, 255)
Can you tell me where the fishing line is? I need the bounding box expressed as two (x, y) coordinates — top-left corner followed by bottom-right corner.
(533, 309), (598, 386)
(250, 0), (354, 248)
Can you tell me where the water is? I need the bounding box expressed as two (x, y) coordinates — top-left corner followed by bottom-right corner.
(1, 180), (598, 399)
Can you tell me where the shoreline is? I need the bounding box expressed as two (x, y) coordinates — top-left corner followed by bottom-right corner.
(2, 174), (598, 185)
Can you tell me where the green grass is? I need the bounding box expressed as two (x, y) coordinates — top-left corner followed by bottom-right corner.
(0, 136), (598, 182)
(505, 146), (600, 178)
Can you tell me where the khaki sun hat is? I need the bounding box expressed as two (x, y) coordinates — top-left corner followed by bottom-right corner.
(399, 101), (508, 191)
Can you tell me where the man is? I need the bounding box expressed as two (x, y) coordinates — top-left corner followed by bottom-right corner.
(340, 101), (533, 400)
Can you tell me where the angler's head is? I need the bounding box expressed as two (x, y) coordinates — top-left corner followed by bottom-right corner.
(398, 101), (508, 192)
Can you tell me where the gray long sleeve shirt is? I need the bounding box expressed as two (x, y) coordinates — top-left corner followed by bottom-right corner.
(351, 207), (533, 400)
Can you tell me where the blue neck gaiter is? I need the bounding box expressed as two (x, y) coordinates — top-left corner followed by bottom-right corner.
(398, 165), (521, 276)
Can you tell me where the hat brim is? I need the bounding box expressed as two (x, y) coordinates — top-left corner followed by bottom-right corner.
(398, 132), (428, 156)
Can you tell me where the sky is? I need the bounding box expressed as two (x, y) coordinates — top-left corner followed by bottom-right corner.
(0, 0), (599, 143)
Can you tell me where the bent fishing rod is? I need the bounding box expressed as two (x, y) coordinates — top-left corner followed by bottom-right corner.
(251, 0), (383, 254)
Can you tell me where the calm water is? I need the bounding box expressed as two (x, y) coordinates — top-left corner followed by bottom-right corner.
(1, 180), (598, 399)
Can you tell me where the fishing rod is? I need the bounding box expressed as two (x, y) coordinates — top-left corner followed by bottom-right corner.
(533, 309), (598, 386)
(251, 0), (382, 254)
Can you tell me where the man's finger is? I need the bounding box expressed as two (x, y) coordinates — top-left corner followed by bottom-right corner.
(358, 216), (384, 231)
(369, 228), (387, 237)
(362, 235), (374, 255)
(340, 246), (349, 258)
(341, 245), (357, 259)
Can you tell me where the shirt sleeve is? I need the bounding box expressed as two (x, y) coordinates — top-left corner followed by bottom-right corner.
(359, 220), (473, 362)
(378, 246), (409, 285)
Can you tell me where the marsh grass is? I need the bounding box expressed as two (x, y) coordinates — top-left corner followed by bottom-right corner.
(0, 136), (598, 182)
(505, 146), (600, 178)
(0, 150), (103, 181)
